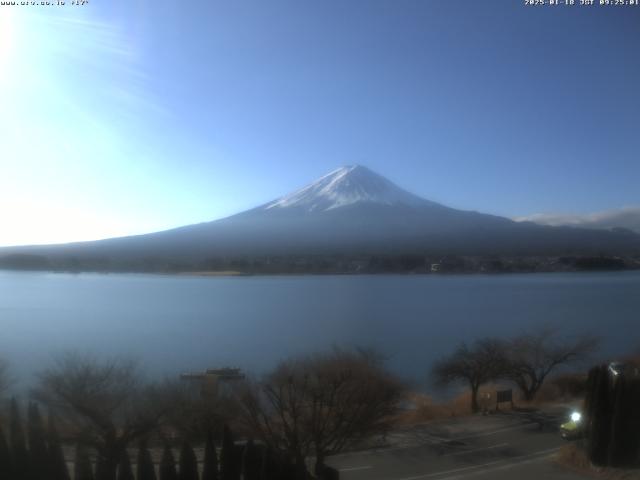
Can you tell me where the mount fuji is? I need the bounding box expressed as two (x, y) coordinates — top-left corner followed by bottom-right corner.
(1, 165), (639, 271)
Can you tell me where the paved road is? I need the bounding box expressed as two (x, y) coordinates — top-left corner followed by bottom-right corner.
(327, 410), (589, 480)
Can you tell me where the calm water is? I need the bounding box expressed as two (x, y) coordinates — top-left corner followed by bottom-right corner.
(1, 271), (639, 389)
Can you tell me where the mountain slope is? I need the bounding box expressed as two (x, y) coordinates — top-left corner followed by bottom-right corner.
(1, 166), (639, 269)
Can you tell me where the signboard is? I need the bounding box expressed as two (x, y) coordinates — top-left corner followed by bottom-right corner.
(496, 389), (513, 410)
(496, 389), (512, 403)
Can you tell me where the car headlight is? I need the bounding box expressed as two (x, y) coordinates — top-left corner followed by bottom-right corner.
(571, 412), (582, 422)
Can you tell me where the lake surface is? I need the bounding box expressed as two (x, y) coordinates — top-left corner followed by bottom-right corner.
(1, 271), (639, 390)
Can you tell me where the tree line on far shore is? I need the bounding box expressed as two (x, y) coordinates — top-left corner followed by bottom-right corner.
(0, 252), (635, 275)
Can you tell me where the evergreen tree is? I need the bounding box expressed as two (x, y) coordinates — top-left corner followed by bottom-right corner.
(0, 424), (14, 480)
(47, 411), (71, 480)
(278, 455), (297, 480)
(628, 379), (640, 463)
(608, 376), (640, 467)
(10, 398), (29, 480)
(586, 365), (613, 466)
(583, 367), (598, 425)
(117, 450), (135, 480)
(608, 376), (625, 466)
(159, 445), (178, 480)
(74, 444), (95, 480)
(95, 453), (110, 480)
(137, 440), (157, 480)
(241, 439), (261, 480)
(202, 431), (218, 480)
(178, 441), (199, 480)
(259, 447), (280, 480)
(220, 425), (240, 480)
(27, 402), (49, 480)
(316, 465), (339, 480)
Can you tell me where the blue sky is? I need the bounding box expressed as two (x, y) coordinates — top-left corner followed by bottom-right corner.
(0, 0), (639, 245)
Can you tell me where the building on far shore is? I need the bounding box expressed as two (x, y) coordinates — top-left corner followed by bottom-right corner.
(181, 367), (245, 398)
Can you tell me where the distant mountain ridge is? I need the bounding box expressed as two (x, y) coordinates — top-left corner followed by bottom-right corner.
(1, 166), (639, 272)
(515, 207), (640, 234)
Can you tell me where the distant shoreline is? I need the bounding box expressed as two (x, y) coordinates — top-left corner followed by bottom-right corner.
(1, 263), (640, 278)
(1, 252), (639, 277)
(177, 270), (248, 277)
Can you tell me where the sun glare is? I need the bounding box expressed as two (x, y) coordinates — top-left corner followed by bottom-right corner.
(0, 10), (17, 78)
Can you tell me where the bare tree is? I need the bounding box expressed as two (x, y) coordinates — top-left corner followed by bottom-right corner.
(504, 329), (598, 401)
(152, 378), (240, 442)
(432, 338), (507, 413)
(33, 353), (167, 480)
(240, 348), (405, 477)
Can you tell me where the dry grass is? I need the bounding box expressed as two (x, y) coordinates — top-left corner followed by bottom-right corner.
(555, 444), (593, 471)
(555, 444), (640, 480)
(397, 393), (463, 424)
(397, 378), (589, 427)
(398, 384), (507, 425)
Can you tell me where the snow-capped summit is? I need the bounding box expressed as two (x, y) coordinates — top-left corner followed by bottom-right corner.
(264, 165), (433, 212)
